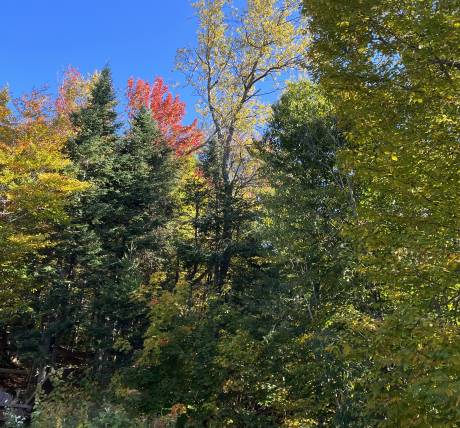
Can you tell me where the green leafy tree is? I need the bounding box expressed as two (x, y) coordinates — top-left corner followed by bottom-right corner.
(257, 82), (374, 427)
(259, 81), (360, 319)
(303, 0), (459, 310)
(303, 1), (460, 425)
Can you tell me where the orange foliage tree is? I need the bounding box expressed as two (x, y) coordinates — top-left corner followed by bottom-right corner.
(127, 77), (202, 156)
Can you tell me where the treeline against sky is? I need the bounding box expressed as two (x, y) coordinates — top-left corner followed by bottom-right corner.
(0, 0), (459, 427)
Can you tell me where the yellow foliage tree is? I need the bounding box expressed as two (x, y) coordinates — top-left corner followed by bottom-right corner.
(0, 89), (87, 316)
(177, 0), (308, 287)
(303, 1), (460, 424)
(303, 0), (459, 308)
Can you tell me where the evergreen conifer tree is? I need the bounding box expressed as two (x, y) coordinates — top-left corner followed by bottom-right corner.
(34, 71), (175, 378)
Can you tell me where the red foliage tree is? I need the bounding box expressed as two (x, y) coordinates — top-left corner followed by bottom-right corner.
(55, 67), (89, 116)
(127, 77), (202, 156)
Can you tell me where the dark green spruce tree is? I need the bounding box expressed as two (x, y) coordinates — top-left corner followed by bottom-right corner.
(91, 106), (175, 373)
(26, 71), (175, 381)
(11, 68), (120, 372)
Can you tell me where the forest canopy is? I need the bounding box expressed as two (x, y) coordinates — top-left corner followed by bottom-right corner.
(0, 0), (458, 427)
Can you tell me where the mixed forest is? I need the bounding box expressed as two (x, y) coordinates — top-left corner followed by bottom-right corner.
(0, 0), (459, 426)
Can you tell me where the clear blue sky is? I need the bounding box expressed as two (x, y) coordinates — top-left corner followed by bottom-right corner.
(1, 0), (199, 121)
